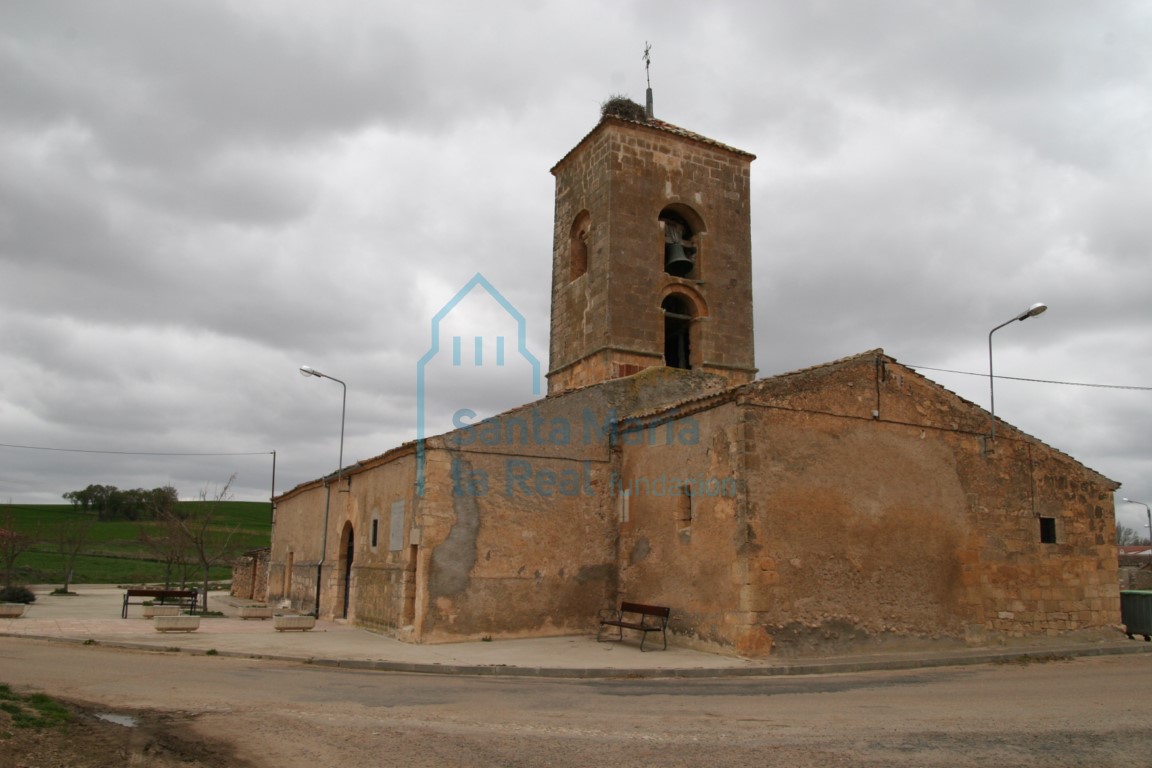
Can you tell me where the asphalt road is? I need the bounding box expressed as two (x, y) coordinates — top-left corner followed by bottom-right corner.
(2, 637), (1150, 767)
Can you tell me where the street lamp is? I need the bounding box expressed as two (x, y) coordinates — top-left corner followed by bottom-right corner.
(1123, 498), (1152, 551)
(987, 302), (1047, 441)
(300, 364), (347, 618)
(299, 365), (346, 484)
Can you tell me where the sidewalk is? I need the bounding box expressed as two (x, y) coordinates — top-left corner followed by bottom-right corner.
(3, 585), (1150, 679)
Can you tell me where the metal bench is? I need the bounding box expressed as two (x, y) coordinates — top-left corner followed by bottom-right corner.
(122, 588), (198, 619)
(597, 601), (670, 651)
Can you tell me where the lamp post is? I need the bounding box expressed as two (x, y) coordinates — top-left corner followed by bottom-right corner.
(300, 365), (346, 618)
(1123, 498), (1152, 552)
(987, 302), (1047, 441)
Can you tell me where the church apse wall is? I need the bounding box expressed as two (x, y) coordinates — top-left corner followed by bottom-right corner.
(735, 353), (1119, 654)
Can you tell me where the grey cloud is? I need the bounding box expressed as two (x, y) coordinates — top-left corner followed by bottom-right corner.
(1, 0), (1149, 508)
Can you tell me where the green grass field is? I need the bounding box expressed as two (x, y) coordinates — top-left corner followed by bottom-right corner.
(1, 501), (271, 586)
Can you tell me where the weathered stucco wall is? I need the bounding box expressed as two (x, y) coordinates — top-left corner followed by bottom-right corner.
(615, 401), (756, 652)
(742, 407), (972, 653)
(415, 443), (616, 642)
(413, 369), (722, 642)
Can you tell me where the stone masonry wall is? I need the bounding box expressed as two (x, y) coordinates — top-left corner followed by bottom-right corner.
(229, 548), (269, 601)
(736, 353), (1119, 654)
(266, 483), (328, 613)
(268, 448), (418, 624)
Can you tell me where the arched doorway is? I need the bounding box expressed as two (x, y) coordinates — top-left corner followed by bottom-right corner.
(338, 522), (354, 619)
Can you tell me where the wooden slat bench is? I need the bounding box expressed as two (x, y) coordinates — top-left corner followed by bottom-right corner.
(121, 588), (198, 619)
(597, 601), (670, 651)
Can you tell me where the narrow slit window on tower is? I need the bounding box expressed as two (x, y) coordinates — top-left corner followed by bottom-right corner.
(570, 212), (590, 280)
(662, 294), (693, 370)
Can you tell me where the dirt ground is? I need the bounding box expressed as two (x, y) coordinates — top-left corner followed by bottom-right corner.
(0, 703), (255, 768)
(4, 638), (1152, 768)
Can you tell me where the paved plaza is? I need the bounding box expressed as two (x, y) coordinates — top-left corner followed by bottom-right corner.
(2, 584), (1149, 678)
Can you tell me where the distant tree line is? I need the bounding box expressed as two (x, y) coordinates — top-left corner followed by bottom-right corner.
(61, 484), (180, 522)
(5, 476), (241, 598)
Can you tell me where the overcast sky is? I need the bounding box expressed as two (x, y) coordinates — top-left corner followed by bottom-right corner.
(2, 2), (1150, 531)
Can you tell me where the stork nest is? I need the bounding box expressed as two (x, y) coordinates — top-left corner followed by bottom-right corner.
(600, 95), (648, 122)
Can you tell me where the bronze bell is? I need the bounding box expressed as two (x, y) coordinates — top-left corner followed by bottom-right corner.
(664, 242), (695, 277)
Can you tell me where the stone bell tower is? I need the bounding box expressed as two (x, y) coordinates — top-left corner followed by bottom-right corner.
(546, 99), (758, 395)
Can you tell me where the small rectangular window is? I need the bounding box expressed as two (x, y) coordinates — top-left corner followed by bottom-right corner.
(390, 501), (406, 551)
(677, 484), (693, 527)
(617, 489), (630, 523)
(371, 519), (379, 548)
(1039, 517), (1057, 544)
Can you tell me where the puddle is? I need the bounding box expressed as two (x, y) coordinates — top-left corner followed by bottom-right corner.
(95, 713), (138, 727)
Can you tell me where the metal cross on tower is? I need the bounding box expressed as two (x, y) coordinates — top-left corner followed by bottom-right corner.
(643, 42), (653, 118)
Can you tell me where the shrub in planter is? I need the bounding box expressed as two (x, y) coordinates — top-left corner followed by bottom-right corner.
(0, 586), (36, 604)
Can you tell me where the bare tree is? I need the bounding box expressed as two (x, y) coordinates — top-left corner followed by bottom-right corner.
(53, 514), (95, 593)
(169, 475), (241, 611)
(138, 513), (195, 588)
(1118, 524), (1150, 547)
(1, 506), (38, 587)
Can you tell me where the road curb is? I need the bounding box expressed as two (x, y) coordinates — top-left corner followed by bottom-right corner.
(4, 635), (1147, 681)
(7, 631), (1150, 679)
(300, 641), (1152, 678)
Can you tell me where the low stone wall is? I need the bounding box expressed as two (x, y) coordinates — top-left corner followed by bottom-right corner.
(231, 548), (270, 600)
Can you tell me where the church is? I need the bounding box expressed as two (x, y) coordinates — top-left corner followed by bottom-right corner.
(263, 98), (1120, 657)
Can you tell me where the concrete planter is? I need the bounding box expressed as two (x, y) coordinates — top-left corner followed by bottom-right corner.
(273, 614), (316, 631)
(142, 604), (182, 619)
(0, 603), (27, 618)
(153, 614), (200, 632)
(238, 605), (274, 620)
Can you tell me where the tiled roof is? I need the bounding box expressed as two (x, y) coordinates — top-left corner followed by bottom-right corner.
(623, 349), (1118, 487)
(642, 117), (756, 158)
(551, 113), (755, 174)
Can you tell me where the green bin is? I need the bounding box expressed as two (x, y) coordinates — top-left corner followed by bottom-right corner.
(1120, 590), (1152, 641)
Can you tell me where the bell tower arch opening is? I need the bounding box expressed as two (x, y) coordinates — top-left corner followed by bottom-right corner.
(662, 293), (695, 370)
(659, 205), (706, 280)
